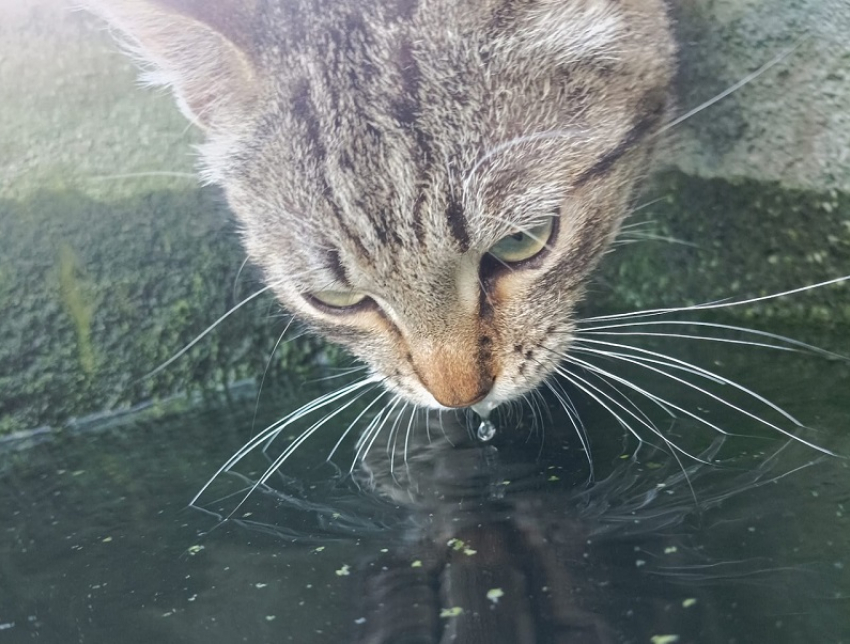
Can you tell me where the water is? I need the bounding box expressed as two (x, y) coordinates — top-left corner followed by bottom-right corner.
(476, 419), (497, 442)
(1, 324), (849, 643)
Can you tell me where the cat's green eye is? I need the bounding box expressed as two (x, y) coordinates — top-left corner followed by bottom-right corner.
(309, 290), (368, 310)
(488, 218), (555, 264)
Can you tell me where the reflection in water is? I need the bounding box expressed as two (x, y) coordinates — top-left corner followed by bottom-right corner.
(2, 334), (848, 643)
(212, 401), (835, 644)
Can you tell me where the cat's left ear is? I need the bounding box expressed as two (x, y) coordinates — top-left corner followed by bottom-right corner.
(83, 0), (261, 131)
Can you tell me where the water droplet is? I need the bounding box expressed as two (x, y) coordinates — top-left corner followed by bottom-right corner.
(477, 419), (497, 442)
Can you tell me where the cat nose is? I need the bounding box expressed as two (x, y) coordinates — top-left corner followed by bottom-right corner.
(412, 345), (495, 408)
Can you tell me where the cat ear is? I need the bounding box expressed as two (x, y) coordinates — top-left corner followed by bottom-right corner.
(83, 0), (261, 131)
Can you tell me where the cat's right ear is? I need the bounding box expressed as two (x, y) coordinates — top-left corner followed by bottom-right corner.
(81, 0), (261, 131)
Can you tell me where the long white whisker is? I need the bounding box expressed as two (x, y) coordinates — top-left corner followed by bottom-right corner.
(572, 337), (805, 427)
(144, 279), (283, 380)
(557, 364), (707, 479)
(562, 354), (734, 439)
(348, 404), (391, 475)
(657, 39), (808, 134)
(250, 316), (298, 432)
(572, 347), (832, 456)
(578, 320), (848, 361)
(245, 384), (380, 504)
(476, 212), (558, 252)
(190, 377), (378, 505)
(354, 395), (405, 471)
(403, 406), (419, 466)
(557, 364), (707, 503)
(388, 402), (411, 475)
(231, 257), (251, 302)
(614, 232), (700, 248)
(580, 274), (850, 323)
(578, 329), (798, 354)
(544, 380), (594, 478)
(87, 171), (198, 181)
(462, 127), (584, 193)
(326, 388), (389, 462)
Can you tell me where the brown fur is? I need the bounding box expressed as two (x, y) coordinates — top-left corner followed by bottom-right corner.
(84, 0), (676, 412)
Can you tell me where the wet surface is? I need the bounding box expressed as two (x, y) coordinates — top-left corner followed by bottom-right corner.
(1, 322), (849, 643)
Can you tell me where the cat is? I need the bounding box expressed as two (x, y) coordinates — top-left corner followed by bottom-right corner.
(82, 0), (677, 420)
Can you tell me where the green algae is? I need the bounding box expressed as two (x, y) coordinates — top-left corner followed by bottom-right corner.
(0, 187), (327, 435)
(58, 243), (97, 377)
(591, 171), (850, 325)
(0, 172), (848, 436)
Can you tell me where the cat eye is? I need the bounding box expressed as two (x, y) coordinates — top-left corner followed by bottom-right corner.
(308, 289), (368, 311)
(487, 218), (555, 264)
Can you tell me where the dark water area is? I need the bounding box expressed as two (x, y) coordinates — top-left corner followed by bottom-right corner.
(1, 323), (849, 644)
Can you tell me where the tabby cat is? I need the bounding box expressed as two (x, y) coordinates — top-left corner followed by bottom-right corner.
(85, 0), (676, 417)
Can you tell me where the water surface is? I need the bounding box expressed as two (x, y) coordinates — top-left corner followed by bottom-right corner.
(1, 323), (849, 643)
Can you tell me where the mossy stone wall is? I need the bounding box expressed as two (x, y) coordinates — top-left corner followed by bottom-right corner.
(0, 0), (847, 435)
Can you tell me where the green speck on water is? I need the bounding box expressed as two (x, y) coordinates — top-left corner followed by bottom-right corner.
(486, 588), (505, 604)
(650, 635), (680, 644)
(439, 607), (463, 618)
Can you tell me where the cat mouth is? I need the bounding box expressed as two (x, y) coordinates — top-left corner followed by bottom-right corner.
(470, 392), (501, 419)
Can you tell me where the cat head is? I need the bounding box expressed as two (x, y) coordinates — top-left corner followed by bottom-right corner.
(85, 0), (675, 413)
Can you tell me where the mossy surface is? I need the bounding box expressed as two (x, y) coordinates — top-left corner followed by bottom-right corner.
(589, 171), (850, 326)
(1, 172), (848, 436)
(0, 187), (332, 435)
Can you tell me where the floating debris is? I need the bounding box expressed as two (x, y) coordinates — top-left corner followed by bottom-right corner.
(486, 588), (504, 604)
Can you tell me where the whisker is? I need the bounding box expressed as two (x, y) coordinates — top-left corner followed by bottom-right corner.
(403, 405), (419, 466)
(354, 395), (405, 472)
(556, 364), (706, 489)
(557, 364), (708, 503)
(657, 38), (808, 134)
(577, 319), (848, 361)
(142, 279), (284, 380)
(614, 231), (700, 248)
(543, 380), (594, 479)
(231, 257), (251, 302)
(579, 274), (850, 324)
(561, 354), (734, 440)
(387, 402), (411, 476)
(326, 388), (389, 463)
(570, 341), (832, 455)
(86, 170), (198, 181)
(476, 212), (558, 252)
(250, 316), (298, 432)
(578, 329), (799, 354)
(462, 127), (584, 194)
(190, 377), (378, 506)
(572, 337), (804, 426)
(243, 384), (381, 507)
(308, 365), (370, 384)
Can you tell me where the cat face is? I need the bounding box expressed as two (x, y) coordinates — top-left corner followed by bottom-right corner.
(86, 0), (675, 412)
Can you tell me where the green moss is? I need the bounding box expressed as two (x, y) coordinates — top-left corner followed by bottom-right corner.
(1, 173), (848, 436)
(57, 243), (96, 377)
(0, 187), (327, 435)
(591, 171), (850, 325)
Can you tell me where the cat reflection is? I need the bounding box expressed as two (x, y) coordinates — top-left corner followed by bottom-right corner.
(344, 411), (798, 644)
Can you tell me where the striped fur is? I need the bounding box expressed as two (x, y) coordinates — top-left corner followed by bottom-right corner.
(85, 0), (676, 411)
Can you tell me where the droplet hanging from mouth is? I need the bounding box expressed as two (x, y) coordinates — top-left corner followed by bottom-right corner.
(477, 419), (497, 442)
